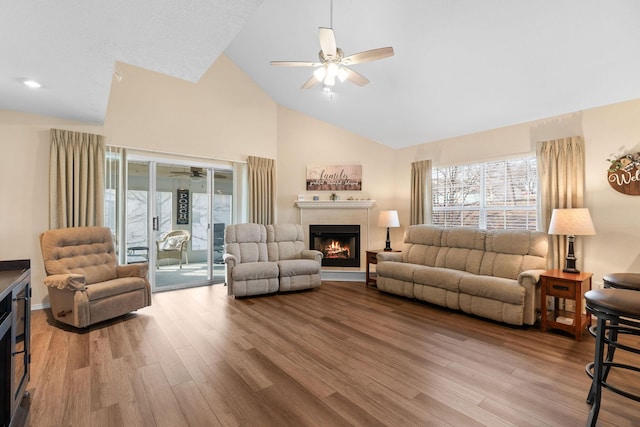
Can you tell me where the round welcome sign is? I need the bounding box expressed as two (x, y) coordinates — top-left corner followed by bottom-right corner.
(607, 152), (640, 196)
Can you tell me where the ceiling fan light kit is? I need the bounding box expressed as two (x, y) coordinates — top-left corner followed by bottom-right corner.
(270, 1), (394, 91)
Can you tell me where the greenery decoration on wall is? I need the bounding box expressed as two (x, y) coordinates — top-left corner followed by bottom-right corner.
(607, 152), (640, 195)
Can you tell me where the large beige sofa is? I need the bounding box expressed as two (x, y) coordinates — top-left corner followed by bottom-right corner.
(376, 225), (548, 326)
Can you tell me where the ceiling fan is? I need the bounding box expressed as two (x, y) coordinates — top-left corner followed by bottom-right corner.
(170, 167), (229, 180)
(170, 167), (205, 179)
(270, 1), (394, 90)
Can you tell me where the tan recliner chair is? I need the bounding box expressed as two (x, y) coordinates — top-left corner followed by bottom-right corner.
(266, 224), (323, 292)
(223, 223), (279, 297)
(40, 226), (151, 328)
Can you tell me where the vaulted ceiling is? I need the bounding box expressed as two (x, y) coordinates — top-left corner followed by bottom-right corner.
(3, 0), (640, 148)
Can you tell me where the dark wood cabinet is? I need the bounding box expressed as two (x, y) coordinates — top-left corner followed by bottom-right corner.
(0, 260), (31, 427)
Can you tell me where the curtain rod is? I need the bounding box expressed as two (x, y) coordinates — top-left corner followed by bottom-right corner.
(106, 143), (247, 165)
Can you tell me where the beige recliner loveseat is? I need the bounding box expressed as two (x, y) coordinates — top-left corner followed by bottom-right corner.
(266, 224), (322, 292)
(376, 225), (548, 326)
(224, 223), (322, 297)
(224, 223), (279, 297)
(40, 226), (151, 328)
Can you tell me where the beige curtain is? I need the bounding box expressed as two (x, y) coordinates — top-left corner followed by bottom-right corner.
(536, 136), (586, 270)
(410, 160), (432, 225)
(248, 156), (276, 225)
(50, 129), (105, 228)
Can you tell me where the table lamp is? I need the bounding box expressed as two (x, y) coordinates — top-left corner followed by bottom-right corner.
(548, 208), (596, 273)
(378, 210), (400, 251)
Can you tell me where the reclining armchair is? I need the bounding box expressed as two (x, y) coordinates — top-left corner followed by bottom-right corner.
(266, 224), (323, 292)
(40, 226), (151, 328)
(224, 223), (279, 297)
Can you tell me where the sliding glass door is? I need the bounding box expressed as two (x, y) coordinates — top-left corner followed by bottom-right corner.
(108, 155), (233, 292)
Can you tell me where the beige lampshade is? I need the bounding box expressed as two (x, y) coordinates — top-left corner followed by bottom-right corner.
(548, 208), (596, 236)
(378, 210), (400, 228)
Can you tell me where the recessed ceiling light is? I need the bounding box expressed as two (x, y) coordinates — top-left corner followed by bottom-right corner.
(20, 79), (42, 89)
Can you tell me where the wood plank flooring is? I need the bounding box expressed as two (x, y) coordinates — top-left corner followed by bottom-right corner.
(23, 281), (640, 426)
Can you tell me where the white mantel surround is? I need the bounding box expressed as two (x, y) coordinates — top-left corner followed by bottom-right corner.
(296, 200), (375, 282)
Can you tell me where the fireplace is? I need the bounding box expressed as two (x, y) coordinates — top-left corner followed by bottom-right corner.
(309, 224), (360, 267)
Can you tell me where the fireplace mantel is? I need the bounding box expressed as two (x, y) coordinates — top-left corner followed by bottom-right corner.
(295, 200), (375, 209)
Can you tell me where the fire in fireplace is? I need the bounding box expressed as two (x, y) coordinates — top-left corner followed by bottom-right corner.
(309, 224), (360, 267)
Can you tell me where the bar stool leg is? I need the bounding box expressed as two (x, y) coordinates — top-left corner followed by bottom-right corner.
(587, 315), (607, 426)
(601, 319), (618, 383)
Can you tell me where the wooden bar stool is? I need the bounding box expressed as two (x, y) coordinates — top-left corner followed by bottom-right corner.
(584, 289), (640, 426)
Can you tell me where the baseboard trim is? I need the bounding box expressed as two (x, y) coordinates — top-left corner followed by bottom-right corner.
(320, 270), (365, 282)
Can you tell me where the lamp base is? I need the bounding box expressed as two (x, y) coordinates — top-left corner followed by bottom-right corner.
(563, 235), (580, 274)
(384, 227), (392, 251)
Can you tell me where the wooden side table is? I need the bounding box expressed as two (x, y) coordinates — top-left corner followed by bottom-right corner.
(365, 249), (400, 287)
(540, 269), (593, 341)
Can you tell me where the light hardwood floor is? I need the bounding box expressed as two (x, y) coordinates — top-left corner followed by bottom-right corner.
(23, 281), (640, 426)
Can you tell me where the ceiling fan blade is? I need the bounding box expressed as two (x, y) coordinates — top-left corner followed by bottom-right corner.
(341, 47), (394, 65)
(270, 61), (318, 67)
(343, 67), (369, 86)
(301, 75), (321, 90)
(319, 27), (337, 59)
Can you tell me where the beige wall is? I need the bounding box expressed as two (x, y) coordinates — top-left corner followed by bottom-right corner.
(276, 106), (398, 250)
(0, 111), (103, 306)
(2, 50), (640, 307)
(105, 55), (277, 161)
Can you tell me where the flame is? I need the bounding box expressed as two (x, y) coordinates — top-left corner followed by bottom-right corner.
(323, 239), (351, 259)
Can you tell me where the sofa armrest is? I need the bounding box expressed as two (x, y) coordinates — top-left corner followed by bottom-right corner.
(117, 263), (149, 278)
(518, 269), (545, 325)
(223, 253), (238, 268)
(223, 254), (237, 295)
(518, 269), (544, 286)
(377, 252), (403, 263)
(44, 273), (86, 291)
(301, 249), (323, 263)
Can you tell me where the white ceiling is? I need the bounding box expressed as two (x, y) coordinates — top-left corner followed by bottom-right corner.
(2, 0), (640, 148)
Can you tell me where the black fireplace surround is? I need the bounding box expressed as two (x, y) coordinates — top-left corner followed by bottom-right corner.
(309, 224), (360, 267)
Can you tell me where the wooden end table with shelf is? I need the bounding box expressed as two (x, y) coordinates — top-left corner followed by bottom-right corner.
(540, 269), (593, 341)
(365, 249), (400, 287)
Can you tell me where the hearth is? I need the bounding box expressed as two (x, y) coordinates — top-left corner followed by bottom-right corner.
(309, 224), (360, 267)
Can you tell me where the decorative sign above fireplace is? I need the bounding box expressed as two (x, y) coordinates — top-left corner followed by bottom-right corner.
(306, 164), (362, 191)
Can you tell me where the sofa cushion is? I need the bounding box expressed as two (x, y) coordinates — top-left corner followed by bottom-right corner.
(441, 227), (486, 250)
(225, 224), (269, 264)
(480, 230), (548, 279)
(40, 226), (118, 284)
(413, 266), (467, 292)
(278, 259), (320, 277)
(377, 261), (417, 282)
(459, 275), (524, 305)
(402, 225), (442, 266)
(84, 277), (148, 301)
(231, 261), (279, 281)
(404, 244), (440, 267)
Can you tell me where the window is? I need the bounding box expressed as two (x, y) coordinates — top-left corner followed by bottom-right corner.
(432, 156), (537, 230)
